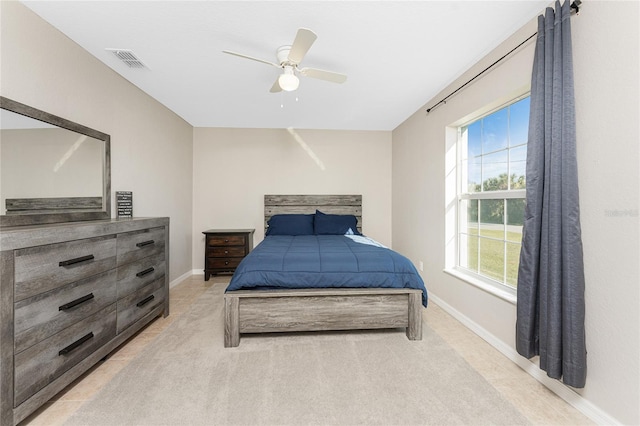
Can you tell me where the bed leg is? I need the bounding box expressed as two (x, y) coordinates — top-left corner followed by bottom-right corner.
(406, 292), (422, 341)
(224, 295), (240, 347)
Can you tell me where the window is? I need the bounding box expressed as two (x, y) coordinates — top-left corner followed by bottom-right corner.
(456, 96), (529, 288)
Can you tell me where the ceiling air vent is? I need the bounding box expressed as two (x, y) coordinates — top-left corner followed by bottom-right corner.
(106, 49), (147, 69)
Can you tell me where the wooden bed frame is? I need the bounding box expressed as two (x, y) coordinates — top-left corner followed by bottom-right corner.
(223, 195), (423, 347)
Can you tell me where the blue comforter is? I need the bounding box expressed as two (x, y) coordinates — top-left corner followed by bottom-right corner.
(226, 235), (428, 307)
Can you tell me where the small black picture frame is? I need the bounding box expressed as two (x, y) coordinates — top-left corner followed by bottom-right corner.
(116, 191), (133, 218)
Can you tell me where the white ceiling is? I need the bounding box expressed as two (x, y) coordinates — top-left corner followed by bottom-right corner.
(21, 1), (549, 131)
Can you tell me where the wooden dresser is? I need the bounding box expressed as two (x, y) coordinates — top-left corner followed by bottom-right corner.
(202, 229), (254, 280)
(0, 217), (170, 425)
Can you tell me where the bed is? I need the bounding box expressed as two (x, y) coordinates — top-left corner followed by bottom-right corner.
(223, 195), (427, 347)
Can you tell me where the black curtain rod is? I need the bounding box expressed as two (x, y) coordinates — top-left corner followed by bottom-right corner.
(425, 0), (581, 114)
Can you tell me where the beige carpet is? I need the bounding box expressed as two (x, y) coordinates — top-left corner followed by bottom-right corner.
(64, 283), (530, 426)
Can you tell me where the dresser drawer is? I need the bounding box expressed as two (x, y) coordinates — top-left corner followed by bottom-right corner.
(207, 235), (246, 247)
(14, 304), (117, 406)
(206, 257), (243, 270)
(14, 269), (117, 354)
(116, 277), (165, 333)
(116, 252), (166, 298)
(14, 235), (117, 302)
(117, 227), (165, 265)
(208, 246), (246, 257)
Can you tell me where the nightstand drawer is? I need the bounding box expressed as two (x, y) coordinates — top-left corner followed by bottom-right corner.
(207, 257), (243, 270)
(14, 269), (117, 354)
(14, 304), (117, 406)
(207, 235), (246, 246)
(208, 246), (246, 257)
(202, 229), (254, 280)
(14, 235), (117, 302)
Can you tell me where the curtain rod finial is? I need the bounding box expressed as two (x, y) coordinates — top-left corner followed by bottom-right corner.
(570, 0), (582, 15)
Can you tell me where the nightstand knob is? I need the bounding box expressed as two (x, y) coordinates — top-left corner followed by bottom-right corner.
(224, 239), (229, 243)
(225, 261), (229, 265)
(224, 250), (229, 254)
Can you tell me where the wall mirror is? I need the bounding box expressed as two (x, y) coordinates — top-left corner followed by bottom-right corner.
(0, 96), (111, 227)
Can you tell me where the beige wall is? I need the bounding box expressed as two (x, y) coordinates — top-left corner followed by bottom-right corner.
(392, 2), (639, 424)
(192, 127), (392, 271)
(0, 2), (194, 282)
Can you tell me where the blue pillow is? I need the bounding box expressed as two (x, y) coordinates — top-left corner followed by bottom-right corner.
(266, 214), (314, 236)
(314, 210), (360, 235)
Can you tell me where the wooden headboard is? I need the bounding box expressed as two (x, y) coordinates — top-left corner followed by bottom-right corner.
(264, 194), (362, 234)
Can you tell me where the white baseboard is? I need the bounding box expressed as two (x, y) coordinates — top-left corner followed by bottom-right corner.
(169, 269), (196, 288)
(428, 293), (621, 426)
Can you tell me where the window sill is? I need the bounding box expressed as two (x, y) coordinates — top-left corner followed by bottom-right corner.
(443, 268), (517, 305)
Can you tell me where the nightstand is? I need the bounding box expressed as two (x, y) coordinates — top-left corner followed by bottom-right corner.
(202, 229), (254, 280)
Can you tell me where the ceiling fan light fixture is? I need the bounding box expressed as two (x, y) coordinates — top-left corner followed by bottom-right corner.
(278, 72), (299, 92)
(223, 28), (347, 93)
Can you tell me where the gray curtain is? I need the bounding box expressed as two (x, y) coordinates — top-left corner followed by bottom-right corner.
(516, 0), (586, 388)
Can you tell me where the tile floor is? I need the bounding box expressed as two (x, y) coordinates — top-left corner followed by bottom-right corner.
(21, 275), (592, 425)
(422, 302), (593, 425)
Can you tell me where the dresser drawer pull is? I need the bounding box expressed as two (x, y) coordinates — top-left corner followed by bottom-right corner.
(136, 267), (155, 277)
(59, 254), (95, 267)
(59, 293), (95, 311)
(136, 295), (155, 307)
(58, 332), (94, 356)
(136, 240), (155, 248)
(225, 260), (230, 265)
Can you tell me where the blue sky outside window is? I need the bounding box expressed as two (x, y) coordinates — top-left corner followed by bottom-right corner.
(464, 97), (529, 192)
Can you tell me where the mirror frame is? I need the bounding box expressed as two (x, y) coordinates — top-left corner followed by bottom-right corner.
(0, 96), (111, 227)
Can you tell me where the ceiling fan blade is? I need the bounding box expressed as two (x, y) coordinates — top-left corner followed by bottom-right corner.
(269, 77), (282, 93)
(222, 50), (280, 68)
(299, 67), (347, 84)
(287, 28), (317, 64)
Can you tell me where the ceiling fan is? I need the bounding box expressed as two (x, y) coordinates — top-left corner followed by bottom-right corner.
(223, 28), (347, 93)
